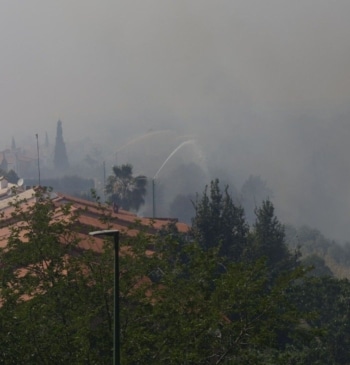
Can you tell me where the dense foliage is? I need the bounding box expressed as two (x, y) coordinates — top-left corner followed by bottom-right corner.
(0, 181), (349, 364)
(191, 179), (248, 261)
(0, 189), (113, 363)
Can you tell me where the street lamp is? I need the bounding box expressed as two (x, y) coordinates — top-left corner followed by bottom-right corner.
(35, 133), (41, 186)
(89, 229), (120, 365)
(152, 178), (155, 218)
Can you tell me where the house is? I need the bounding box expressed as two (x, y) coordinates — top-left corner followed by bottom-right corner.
(0, 148), (37, 178)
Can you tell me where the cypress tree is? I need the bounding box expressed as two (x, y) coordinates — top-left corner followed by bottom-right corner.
(248, 200), (294, 272)
(191, 179), (249, 261)
(53, 120), (69, 171)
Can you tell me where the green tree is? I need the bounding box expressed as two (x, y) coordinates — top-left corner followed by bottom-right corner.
(119, 227), (311, 364)
(302, 254), (333, 277)
(191, 179), (249, 261)
(4, 182), (349, 364)
(0, 189), (114, 363)
(247, 200), (296, 273)
(105, 163), (147, 211)
(289, 276), (350, 364)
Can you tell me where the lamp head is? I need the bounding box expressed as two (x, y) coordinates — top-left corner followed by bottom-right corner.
(89, 230), (119, 237)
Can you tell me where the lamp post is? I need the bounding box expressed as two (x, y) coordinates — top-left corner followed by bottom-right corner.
(89, 229), (120, 365)
(35, 133), (41, 186)
(152, 178), (155, 218)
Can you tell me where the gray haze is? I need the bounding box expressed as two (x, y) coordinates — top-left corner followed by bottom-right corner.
(2, 1), (350, 240)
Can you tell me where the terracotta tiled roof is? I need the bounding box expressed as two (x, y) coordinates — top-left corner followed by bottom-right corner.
(0, 190), (190, 253)
(0, 190), (191, 308)
(53, 193), (188, 232)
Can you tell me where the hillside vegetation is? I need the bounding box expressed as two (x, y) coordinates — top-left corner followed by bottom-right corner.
(0, 182), (349, 364)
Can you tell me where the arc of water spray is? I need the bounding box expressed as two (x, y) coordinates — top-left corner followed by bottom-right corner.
(112, 130), (177, 166)
(153, 140), (195, 179)
(152, 139), (195, 218)
(115, 130), (175, 154)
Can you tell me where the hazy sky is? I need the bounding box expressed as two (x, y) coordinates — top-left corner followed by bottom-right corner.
(0, 0), (118, 143)
(2, 1), (350, 239)
(1, 1), (349, 139)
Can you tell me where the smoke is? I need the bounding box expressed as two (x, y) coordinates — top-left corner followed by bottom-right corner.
(111, 1), (350, 240)
(2, 1), (350, 240)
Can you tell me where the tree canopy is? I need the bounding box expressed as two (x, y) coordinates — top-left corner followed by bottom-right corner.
(0, 180), (348, 364)
(0, 189), (113, 363)
(105, 163), (147, 211)
(191, 179), (248, 261)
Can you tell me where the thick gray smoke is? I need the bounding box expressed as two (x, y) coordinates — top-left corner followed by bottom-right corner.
(2, 1), (350, 240)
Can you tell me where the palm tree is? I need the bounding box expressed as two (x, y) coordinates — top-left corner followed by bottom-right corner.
(105, 164), (147, 211)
